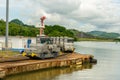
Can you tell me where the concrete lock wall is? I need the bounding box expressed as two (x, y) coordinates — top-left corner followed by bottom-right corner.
(0, 52), (96, 79)
(0, 69), (6, 78)
(3, 59), (79, 76)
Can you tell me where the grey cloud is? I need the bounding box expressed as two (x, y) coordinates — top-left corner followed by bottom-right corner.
(32, 0), (81, 14)
(29, 0), (120, 32)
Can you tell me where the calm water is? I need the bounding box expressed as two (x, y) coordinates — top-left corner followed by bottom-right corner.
(4, 41), (120, 80)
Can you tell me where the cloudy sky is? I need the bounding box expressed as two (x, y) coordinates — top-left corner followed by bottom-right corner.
(0, 0), (120, 33)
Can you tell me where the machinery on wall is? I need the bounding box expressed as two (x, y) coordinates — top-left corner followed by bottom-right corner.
(39, 16), (46, 36)
(51, 37), (74, 52)
(22, 16), (75, 59)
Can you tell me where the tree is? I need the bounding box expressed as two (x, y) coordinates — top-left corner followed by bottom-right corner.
(0, 19), (75, 38)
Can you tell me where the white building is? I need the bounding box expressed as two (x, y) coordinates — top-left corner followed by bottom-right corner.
(0, 36), (36, 50)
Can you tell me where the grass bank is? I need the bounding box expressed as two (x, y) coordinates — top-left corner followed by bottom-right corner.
(78, 38), (114, 42)
(0, 51), (19, 58)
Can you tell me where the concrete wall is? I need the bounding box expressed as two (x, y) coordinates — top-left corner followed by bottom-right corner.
(0, 36), (36, 50)
(0, 69), (5, 78)
(4, 60), (72, 76)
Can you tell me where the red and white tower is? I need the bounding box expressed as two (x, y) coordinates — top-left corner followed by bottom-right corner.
(40, 16), (46, 36)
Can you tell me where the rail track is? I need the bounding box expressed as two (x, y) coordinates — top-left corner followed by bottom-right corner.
(0, 54), (73, 69)
(0, 52), (95, 63)
(0, 53), (96, 67)
(0, 53), (68, 63)
(0, 54), (30, 63)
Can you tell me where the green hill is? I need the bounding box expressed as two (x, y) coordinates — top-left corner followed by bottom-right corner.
(10, 19), (24, 26)
(10, 19), (35, 27)
(45, 25), (74, 37)
(87, 31), (120, 39)
(70, 29), (96, 38)
(0, 19), (39, 36)
(0, 19), (74, 38)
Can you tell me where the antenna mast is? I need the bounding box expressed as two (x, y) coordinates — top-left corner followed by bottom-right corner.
(40, 16), (46, 36)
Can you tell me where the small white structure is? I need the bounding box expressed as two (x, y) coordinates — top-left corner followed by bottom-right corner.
(0, 36), (36, 50)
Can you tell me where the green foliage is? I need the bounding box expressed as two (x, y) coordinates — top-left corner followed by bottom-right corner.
(44, 25), (74, 37)
(10, 19), (24, 26)
(10, 19), (35, 27)
(0, 19), (74, 38)
(69, 29), (97, 39)
(0, 20), (6, 35)
(0, 19), (39, 37)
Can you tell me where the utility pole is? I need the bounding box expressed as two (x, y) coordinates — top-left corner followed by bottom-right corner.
(5, 0), (9, 49)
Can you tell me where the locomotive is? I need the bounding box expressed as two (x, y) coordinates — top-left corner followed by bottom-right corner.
(22, 35), (74, 59)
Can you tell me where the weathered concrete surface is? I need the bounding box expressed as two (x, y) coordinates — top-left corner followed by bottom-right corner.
(0, 54), (29, 63)
(0, 53), (96, 79)
(0, 68), (5, 78)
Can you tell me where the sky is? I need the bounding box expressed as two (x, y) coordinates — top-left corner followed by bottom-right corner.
(0, 0), (120, 33)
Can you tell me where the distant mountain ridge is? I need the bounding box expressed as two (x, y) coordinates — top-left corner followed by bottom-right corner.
(10, 19), (35, 27)
(87, 31), (120, 39)
(69, 29), (120, 39)
(69, 29), (96, 38)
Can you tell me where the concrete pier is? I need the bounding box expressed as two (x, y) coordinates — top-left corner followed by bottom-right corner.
(0, 53), (96, 78)
(0, 68), (5, 78)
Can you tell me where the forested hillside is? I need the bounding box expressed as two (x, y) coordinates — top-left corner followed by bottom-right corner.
(0, 19), (74, 38)
(0, 19), (39, 36)
(44, 25), (74, 37)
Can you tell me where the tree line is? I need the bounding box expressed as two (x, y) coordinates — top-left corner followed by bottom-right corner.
(0, 19), (74, 38)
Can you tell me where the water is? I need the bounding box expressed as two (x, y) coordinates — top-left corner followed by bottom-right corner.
(4, 41), (120, 80)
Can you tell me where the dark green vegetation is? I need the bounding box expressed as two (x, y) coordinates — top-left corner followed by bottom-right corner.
(0, 19), (120, 41)
(114, 38), (120, 42)
(0, 19), (74, 38)
(0, 19), (39, 37)
(45, 25), (74, 37)
(10, 19), (35, 27)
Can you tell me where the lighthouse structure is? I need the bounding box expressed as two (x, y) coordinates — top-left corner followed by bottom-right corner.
(40, 16), (46, 36)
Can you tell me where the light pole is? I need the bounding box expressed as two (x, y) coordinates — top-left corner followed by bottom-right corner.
(5, 0), (9, 49)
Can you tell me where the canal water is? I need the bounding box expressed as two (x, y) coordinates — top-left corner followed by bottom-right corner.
(4, 41), (120, 80)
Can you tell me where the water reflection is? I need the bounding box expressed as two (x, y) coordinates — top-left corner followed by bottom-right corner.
(4, 64), (94, 80)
